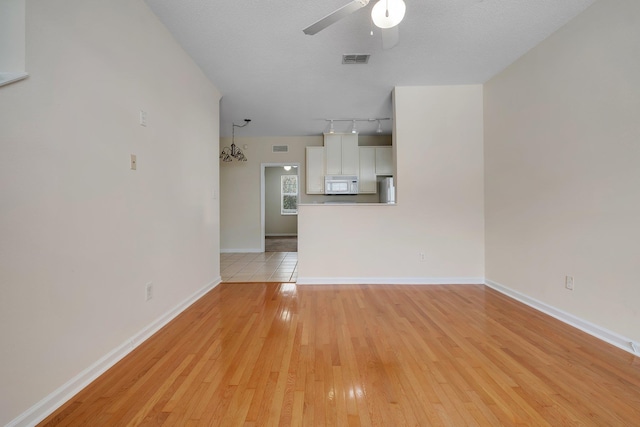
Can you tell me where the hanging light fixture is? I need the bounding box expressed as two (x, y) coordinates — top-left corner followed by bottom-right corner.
(220, 119), (251, 162)
(376, 120), (383, 133)
(371, 0), (406, 29)
(329, 120), (335, 134)
(351, 120), (358, 134)
(283, 165), (292, 171)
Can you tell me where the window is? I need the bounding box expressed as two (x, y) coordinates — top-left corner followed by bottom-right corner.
(281, 175), (298, 215)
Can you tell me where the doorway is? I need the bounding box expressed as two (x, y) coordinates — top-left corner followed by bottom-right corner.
(260, 163), (300, 252)
(264, 236), (297, 252)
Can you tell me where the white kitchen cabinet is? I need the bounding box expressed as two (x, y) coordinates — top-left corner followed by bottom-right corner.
(324, 134), (342, 175)
(306, 146), (325, 194)
(341, 134), (359, 175)
(359, 147), (376, 193)
(375, 146), (393, 175)
(324, 133), (359, 176)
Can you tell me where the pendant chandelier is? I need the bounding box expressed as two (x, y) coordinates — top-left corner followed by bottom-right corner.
(220, 119), (251, 162)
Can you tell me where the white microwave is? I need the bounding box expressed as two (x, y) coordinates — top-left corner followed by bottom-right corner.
(325, 175), (359, 195)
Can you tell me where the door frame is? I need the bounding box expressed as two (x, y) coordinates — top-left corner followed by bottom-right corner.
(260, 162), (301, 252)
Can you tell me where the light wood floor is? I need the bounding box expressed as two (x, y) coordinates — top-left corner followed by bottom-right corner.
(40, 283), (640, 426)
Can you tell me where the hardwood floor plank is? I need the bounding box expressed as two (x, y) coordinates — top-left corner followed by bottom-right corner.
(125, 354), (194, 426)
(39, 284), (640, 426)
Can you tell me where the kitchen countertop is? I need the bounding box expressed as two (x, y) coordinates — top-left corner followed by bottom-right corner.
(298, 202), (396, 206)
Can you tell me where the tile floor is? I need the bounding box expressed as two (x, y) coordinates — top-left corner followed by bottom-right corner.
(221, 252), (298, 283)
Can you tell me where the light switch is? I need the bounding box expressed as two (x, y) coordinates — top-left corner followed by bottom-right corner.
(139, 110), (147, 127)
(130, 154), (137, 170)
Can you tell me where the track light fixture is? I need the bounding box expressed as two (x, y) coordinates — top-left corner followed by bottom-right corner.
(324, 118), (391, 134)
(220, 119), (251, 162)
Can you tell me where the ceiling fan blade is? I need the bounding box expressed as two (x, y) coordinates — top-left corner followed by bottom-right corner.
(303, 0), (369, 35)
(381, 25), (399, 49)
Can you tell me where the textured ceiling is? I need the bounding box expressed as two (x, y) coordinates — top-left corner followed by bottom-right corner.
(144, 0), (597, 137)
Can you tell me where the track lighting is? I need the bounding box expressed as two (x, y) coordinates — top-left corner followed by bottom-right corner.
(323, 118), (390, 134)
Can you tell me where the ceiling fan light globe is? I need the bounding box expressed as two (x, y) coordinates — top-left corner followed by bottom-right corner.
(371, 0), (405, 29)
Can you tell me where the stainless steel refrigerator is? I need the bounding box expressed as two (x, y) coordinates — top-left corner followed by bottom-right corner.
(378, 177), (395, 204)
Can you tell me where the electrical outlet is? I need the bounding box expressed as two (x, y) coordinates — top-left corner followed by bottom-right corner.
(565, 276), (574, 291)
(419, 252), (426, 262)
(145, 282), (153, 301)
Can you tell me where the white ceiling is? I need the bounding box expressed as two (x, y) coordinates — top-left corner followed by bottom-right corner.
(144, 0), (596, 137)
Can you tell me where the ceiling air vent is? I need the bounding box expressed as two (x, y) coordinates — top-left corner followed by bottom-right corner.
(272, 145), (288, 153)
(342, 54), (370, 65)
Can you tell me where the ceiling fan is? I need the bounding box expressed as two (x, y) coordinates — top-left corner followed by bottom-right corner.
(303, 0), (406, 49)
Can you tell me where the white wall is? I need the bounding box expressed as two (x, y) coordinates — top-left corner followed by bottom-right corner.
(265, 167), (298, 236)
(485, 0), (640, 344)
(220, 135), (390, 252)
(298, 85), (485, 283)
(0, 0), (221, 424)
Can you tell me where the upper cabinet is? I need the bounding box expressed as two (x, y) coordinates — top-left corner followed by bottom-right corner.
(324, 134), (359, 176)
(375, 146), (393, 175)
(359, 146), (394, 194)
(306, 146), (325, 194)
(359, 147), (377, 193)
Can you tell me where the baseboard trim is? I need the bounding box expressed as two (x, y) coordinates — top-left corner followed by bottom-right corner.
(8, 278), (222, 427)
(220, 248), (263, 253)
(296, 277), (484, 285)
(485, 279), (639, 357)
(265, 234), (298, 237)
